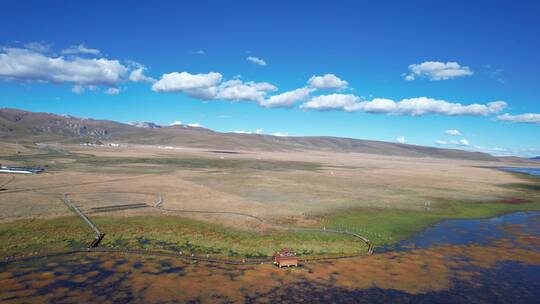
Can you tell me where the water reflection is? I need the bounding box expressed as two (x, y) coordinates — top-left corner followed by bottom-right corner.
(1, 212), (539, 303)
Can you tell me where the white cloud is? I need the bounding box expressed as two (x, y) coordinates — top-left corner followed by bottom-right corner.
(152, 71), (222, 100)
(230, 130), (251, 134)
(300, 95), (506, 116)
(229, 129), (263, 135)
(396, 136), (406, 144)
(185, 86), (220, 100)
(247, 56), (267, 66)
(435, 139), (470, 146)
(496, 113), (540, 125)
(0, 47), (128, 87)
(459, 139), (470, 146)
(356, 98), (395, 113)
(444, 129), (462, 136)
(405, 61), (473, 81)
(261, 87), (314, 108)
(192, 50), (205, 55)
(358, 97), (506, 116)
(272, 132), (289, 137)
(300, 94), (361, 112)
(217, 79), (277, 103)
(187, 123), (202, 127)
(170, 121), (183, 126)
(61, 44), (101, 55)
(152, 71), (222, 91)
(129, 66), (156, 83)
(308, 74), (348, 89)
(404, 74), (415, 81)
(152, 72), (277, 103)
(105, 87), (120, 95)
(435, 140), (449, 145)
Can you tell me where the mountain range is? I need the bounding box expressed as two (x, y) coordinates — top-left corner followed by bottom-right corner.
(0, 108), (505, 161)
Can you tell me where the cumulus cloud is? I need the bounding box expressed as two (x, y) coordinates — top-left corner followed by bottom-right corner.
(152, 71), (277, 103)
(396, 136), (406, 144)
(217, 79), (277, 103)
(272, 132), (289, 137)
(170, 121), (183, 126)
(435, 139), (470, 146)
(308, 74), (348, 89)
(247, 56), (267, 66)
(444, 129), (462, 136)
(152, 71), (222, 92)
(405, 61), (473, 81)
(0, 47), (129, 88)
(300, 94), (361, 112)
(187, 123), (202, 127)
(61, 44), (101, 55)
(300, 95), (506, 116)
(128, 65), (156, 83)
(229, 128), (263, 135)
(105, 87), (120, 95)
(152, 71), (222, 99)
(260, 87), (314, 108)
(358, 97), (506, 116)
(496, 113), (540, 125)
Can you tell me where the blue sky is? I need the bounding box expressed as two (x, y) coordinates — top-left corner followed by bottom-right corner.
(1, 0), (539, 156)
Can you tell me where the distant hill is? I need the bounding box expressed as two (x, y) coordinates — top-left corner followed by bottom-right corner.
(530, 156), (540, 161)
(0, 108), (500, 161)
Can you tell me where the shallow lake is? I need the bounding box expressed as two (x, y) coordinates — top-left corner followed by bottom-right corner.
(499, 166), (540, 177)
(1, 211), (539, 303)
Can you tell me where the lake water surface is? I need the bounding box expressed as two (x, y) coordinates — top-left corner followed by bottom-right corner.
(499, 166), (540, 177)
(1, 211), (538, 303)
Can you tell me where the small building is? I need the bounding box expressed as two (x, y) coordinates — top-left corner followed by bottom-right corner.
(273, 247), (299, 268)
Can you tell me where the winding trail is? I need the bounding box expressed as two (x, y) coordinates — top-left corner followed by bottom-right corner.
(1, 192), (373, 267)
(153, 194), (374, 254)
(1, 246), (368, 267)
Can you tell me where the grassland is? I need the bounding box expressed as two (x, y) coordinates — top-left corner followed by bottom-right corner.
(1, 197), (539, 258)
(1, 174), (539, 258)
(0, 215), (365, 258)
(1, 144), (539, 258)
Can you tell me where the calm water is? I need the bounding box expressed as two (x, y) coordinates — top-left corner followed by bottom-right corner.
(499, 166), (540, 177)
(379, 211), (540, 251)
(1, 211), (539, 303)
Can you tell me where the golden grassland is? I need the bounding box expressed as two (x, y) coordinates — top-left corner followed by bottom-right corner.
(0, 143), (539, 257)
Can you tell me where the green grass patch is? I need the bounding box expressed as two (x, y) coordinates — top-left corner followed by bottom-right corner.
(49, 156), (322, 174)
(0, 215), (367, 258)
(320, 174), (540, 246)
(320, 200), (540, 246)
(0, 216), (94, 257)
